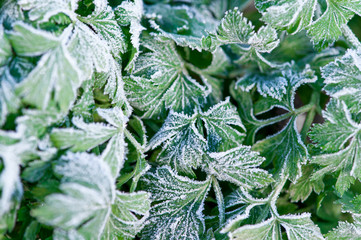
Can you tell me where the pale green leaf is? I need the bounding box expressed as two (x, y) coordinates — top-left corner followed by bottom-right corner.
(7, 22), (60, 57)
(51, 107), (128, 178)
(253, 116), (308, 182)
(18, 0), (77, 22)
(125, 38), (210, 118)
(146, 4), (217, 51)
(32, 152), (150, 240)
(228, 217), (281, 240)
(82, 1), (126, 56)
(203, 146), (273, 189)
(0, 26), (12, 66)
(216, 8), (254, 44)
(141, 166), (212, 240)
(148, 99), (244, 176)
(255, 0), (317, 34)
(322, 49), (361, 113)
(148, 111), (207, 176)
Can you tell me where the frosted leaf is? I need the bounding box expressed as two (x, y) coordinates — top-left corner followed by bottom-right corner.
(215, 8), (279, 53)
(141, 166), (212, 240)
(16, 44), (81, 112)
(211, 9), (279, 70)
(236, 63), (316, 102)
(253, 116), (308, 182)
(148, 99), (244, 176)
(9, 23), (82, 112)
(146, 4), (217, 51)
(0, 0), (23, 24)
(18, 0), (77, 22)
(148, 111), (207, 176)
(322, 49), (361, 113)
(248, 25), (279, 53)
(201, 98), (245, 151)
(204, 146), (273, 189)
(0, 69), (20, 126)
(289, 165), (324, 202)
(278, 213), (324, 240)
(51, 107), (128, 178)
(0, 131), (35, 218)
(311, 99), (361, 195)
(0, 26), (12, 66)
(255, 0), (317, 34)
(228, 217), (281, 240)
(226, 211), (323, 239)
(7, 22), (60, 57)
(307, 0), (361, 50)
(102, 58), (132, 116)
(125, 38), (210, 118)
(101, 191), (150, 240)
(16, 108), (63, 138)
(32, 152), (150, 240)
(115, 0), (144, 69)
(66, 21), (111, 80)
(81, 2), (126, 56)
(216, 8), (254, 44)
(326, 214), (361, 240)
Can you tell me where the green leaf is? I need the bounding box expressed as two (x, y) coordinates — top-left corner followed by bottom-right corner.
(237, 63), (316, 101)
(146, 4), (217, 51)
(278, 214), (324, 240)
(125, 38), (210, 118)
(216, 8), (254, 44)
(18, 0), (77, 22)
(148, 111), (207, 176)
(307, 0), (361, 50)
(67, 21), (111, 80)
(322, 49), (361, 113)
(236, 64), (316, 181)
(0, 26), (12, 66)
(203, 145), (273, 189)
(0, 130), (35, 219)
(201, 98), (245, 151)
(326, 214), (361, 240)
(9, 23), (82, 112)
(148, 99), (244, 176)
(311, 100), (361, 195)
(228, 217), (281, 240)
(289, 165), (324, 202)
(211, 8), (279, 71)
(51, 107), (128, 178)
(114, 0), (144, 70)
(141, 166), (212, 240)
(227, 212), (323, 240)
(7, 22), (60, 57)
(0, 68), (21, 126)
(32, 152), (150, 240)
(253, 116), (308, 182)
(81, 0), (126, 56)
(255, 0), (317, 34)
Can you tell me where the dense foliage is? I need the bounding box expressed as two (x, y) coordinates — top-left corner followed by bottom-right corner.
(1, 0), (361, 239)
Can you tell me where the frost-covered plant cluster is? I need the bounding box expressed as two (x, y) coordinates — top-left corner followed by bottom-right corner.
(1, 0), (361, 239)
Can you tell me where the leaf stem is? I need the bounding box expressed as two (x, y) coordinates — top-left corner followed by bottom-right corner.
(212, 176), (225, 225)
(124, 128), (144, 156)
(342, 25), (361, 50)
(300, 91), (320, 141)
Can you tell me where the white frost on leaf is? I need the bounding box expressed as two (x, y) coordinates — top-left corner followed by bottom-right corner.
(32, 152), (150, 240)
(204, 146), (273, 189)
(18, 0), (77, 22)
(141, 166), (212, 240)
(51, 107), (128, 178)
